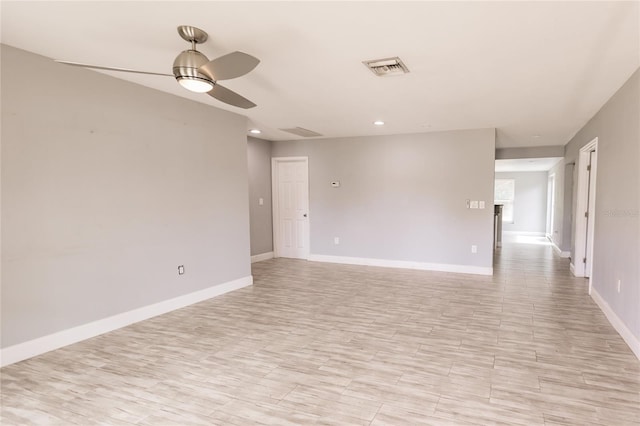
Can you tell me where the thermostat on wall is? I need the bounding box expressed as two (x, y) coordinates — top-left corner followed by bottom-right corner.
(331, 181), (340, 188)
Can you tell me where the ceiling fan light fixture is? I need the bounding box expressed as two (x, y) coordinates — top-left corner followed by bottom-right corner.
(177, 77), (214, 93)
(173, 49), (214, 93)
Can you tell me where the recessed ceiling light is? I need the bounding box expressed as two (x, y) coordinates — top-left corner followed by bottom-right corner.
(373, 120), (385, 126)
(249, 129), (261, 134)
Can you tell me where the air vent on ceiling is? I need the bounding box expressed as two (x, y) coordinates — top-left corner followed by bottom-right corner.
(363, 56), (409, 77)
(279, 127), (323, 137)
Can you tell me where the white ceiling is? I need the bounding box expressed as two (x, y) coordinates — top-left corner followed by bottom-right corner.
(495, 157), (563, 173)
(2, 1), (638, 147)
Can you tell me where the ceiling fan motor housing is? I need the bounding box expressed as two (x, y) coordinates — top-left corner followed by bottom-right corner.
(173, 49), (213, 85)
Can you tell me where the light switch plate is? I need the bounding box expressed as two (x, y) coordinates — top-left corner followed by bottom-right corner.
(470, 200), (479, 209)
(259, 198), (264, 206)
(479, 201), (485, 209)
(331, 181), (340, 188)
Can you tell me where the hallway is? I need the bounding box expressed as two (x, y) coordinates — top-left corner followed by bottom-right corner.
(1, 237), (639, 425)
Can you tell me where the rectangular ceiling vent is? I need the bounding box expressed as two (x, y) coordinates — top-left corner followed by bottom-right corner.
(279, 127), (323, 137)
(363, 56), (409, 77)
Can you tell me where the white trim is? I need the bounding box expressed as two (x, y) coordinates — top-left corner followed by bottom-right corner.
(591, 289), (640, 360)
(551, 241), (571, 258)
(0, 276), (253, 367)
(308, 254), (493, 276)
(570, 262), (576, 276)
(251, 251), (274, 263)
(546, 173), (556, 238)
(271, 156), (309, 162)
(503, 231), (546, 236)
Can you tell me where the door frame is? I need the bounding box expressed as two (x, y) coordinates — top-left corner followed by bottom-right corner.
(271, 156), (310, 259)
(573, 137), (598, 293)
(546, 173), (556, 240)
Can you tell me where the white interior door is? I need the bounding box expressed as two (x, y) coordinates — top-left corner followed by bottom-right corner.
(584, 150), (597, 278)
(573, 137), (598, 281)
(272, 157), (309, 259)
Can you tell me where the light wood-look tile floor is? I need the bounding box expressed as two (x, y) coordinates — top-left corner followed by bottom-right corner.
(2, 239), (639, 425)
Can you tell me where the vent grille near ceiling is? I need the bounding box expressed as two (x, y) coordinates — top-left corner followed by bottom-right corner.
(363, 57), (409, 77)
(279, 127), (323, 137)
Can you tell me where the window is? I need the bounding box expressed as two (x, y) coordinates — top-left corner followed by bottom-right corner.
(495, 179), (515, 223)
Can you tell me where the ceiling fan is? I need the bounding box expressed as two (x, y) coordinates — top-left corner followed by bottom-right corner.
(55, 25), (259, 109)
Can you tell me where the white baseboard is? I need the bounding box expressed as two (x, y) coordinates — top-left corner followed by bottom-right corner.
(551, 241), (571, 258)
(308, 254), (493, 276)
(0, 276), (253, 367)
(591, 289), (640, 360)
(251, 251), (274, 263)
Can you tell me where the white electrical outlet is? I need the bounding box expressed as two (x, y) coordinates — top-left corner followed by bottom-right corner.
(471, 245), (478, 253)
(479, 201), (485, 209)
(178, 265), (185, 275)
(259, 197), (264, 206)
(617, 279), (621, 293)
(334, 237), (340, 245)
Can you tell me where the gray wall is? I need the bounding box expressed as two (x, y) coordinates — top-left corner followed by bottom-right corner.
(272, 129), (496, 269)
(1, 45), (251, 348)
(547, 161), (574, 252)
(495, 172), (548, 234)
(561, 163), (574, 252)
(565, 67), (639, 340)
(247, 137), (273, 256)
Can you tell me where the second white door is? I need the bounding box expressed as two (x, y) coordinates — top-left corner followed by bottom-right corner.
(272, 157), (309, 259)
